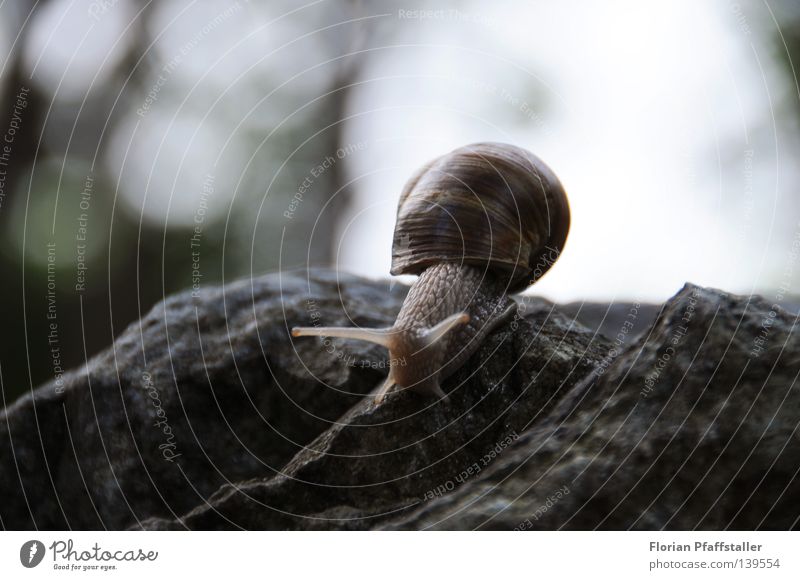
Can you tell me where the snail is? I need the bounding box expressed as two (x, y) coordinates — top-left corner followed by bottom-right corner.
(292, 142), (570, 404)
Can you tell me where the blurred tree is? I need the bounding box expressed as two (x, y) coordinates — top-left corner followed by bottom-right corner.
(0, 0), (372, 402)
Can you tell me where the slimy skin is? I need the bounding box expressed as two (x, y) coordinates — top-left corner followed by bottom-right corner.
(386, 263), (516, 400)
(292, 263), (518, 403)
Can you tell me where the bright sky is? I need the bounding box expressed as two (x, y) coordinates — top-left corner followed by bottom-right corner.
(8, 0), (800, 302)
(337, 0), (800, 302)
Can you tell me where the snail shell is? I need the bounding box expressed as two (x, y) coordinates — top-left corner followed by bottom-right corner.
(391, 142), (570, 291)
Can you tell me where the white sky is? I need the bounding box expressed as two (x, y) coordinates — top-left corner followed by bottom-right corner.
(337, 0), (800, 302)
(7, 0), (800, 303)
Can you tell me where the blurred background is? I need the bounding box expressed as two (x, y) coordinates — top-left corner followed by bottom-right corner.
(1, 0), (799, 402)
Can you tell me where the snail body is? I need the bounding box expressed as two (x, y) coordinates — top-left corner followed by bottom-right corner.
(292, 142), (570, 403)
(386, 262), (516, 399)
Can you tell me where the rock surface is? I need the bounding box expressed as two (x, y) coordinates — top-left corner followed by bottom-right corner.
(387, 285), (800, 530)
(1, 270), (798, 530)
(0, 270), (402, 529)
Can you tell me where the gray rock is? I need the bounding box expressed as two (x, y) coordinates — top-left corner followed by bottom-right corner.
(1, 270), (407, 529)
(559, 300), (662, 341)
(2, 272), (798, 530)
(141, 292), (607, 530)
(386, 284), (800, 530)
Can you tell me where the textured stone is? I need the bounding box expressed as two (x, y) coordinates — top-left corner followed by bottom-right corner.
(143, 292), (606, 530)
(1, 271), (404, 529)
(386, 285), (800, 530)
(2, 273), (798, 531)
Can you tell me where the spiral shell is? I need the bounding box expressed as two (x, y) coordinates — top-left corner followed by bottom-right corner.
(390, 142), (570, 292)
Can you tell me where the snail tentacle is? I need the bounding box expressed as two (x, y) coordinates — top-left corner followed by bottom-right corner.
(290, 325), (394, 348)
(422, 312), (470, 346)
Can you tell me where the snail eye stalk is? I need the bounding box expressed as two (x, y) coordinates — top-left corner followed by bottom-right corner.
(291, 325), (394, 348)
(422, 312), (470, 347)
